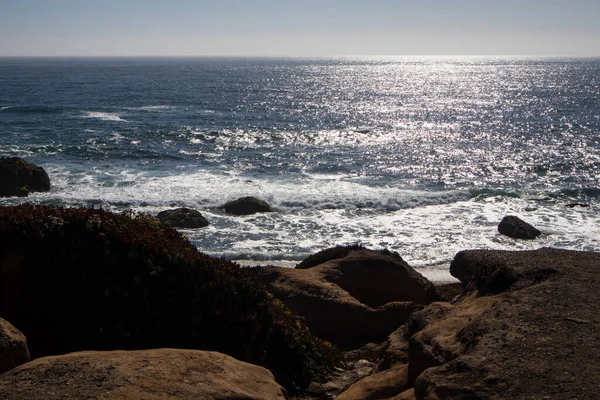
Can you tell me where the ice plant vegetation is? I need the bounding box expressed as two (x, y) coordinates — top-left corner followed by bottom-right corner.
(0, 205), (336, 392)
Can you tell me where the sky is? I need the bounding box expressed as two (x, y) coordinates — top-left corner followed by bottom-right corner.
(0, 0), (599, 57)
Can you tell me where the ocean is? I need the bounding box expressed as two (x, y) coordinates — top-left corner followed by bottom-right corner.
(1, 56), (599, 280)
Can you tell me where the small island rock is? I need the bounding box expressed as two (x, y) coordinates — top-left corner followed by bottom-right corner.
(223, 196), (272, 215)
(156, 207), (209, 228)
(0, 157), (50, 197)
(498, 215), (541, 240)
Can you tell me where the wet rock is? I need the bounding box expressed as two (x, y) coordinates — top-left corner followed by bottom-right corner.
(156, 207), (209, 228)
(0, 157), (50, 197)
(566, 203), (589, 208)
(223, 196), (273, 215)
(498, 215), (541, 240)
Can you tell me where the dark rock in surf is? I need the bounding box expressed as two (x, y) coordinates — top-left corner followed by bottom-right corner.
(566, 203), (589, 208)
(0, 157), (50, 197)
(223, 197), (272, 215)
(156, 208), (209, 229)
(498, 215), (541, 240)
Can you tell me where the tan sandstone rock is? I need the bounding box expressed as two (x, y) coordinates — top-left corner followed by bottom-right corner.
(0, 348), (288, 400)
(335, 364), (409, 400)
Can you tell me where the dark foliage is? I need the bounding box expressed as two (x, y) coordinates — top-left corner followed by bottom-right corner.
(0, 205), (335, 392)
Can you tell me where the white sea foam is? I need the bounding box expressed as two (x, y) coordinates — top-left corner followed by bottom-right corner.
(138, 105), (176, 111)
(19, 167), (597, 276)
(81, 111), (126, 122)
(0, 106), (11, 111)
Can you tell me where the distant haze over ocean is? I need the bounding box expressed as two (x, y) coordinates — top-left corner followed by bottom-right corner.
(1, 56), (599, 276)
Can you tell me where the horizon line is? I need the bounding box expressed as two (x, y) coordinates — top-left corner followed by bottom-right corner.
(1, 54), (599, 59)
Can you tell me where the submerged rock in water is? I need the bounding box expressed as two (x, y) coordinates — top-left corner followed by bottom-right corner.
(156, 207), (209, 228)
(223, 196), (272, 215)
(0, 349), (288, 400)
(498, 215), (541, 240)
(0, 157), (50, 197)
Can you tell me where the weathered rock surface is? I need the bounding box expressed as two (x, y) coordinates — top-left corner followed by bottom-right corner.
(390, 388), (416, 400)
(377, 325), (410, 371)
(255, 248), (440, 349)
(0, 157), (50, 197)
(406, 294), (496, 385)
(156, 207), (209, 228)
(0, 318), (30, 374)
(335, 364), (409, 400)
(0, 349), (288, 400)
(413, 248), (600, 399)
(223, 196), (272, 215)
(497, 215), (541, 240)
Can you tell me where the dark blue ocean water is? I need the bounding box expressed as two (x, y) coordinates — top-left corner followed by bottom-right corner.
(1, 56), (599, 278)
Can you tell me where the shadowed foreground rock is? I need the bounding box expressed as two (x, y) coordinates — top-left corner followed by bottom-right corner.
(0, 349), (288, 400)
(223, 196), (272, 215)
(412, 248), (600, 399)
(498, 215), (541, 240)
(156, 207), (209, 228)
(255, 247), (440, 349)
(0, 157), (50, 197)
(0, 318), (30, 374)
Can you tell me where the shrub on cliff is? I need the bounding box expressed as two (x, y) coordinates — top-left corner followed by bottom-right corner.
(0, 205), (335, 391)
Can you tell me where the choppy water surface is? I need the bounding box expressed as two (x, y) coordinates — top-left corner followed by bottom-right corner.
(1, 56), (599, 276)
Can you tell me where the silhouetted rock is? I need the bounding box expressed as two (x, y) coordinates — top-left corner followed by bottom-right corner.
(0, 157), (50, 197)
(566, 203), (589, 208)
(0, 318), (30, 374)
(498, 215), (541, 239)
(254, 248), (440, 349)
(223, 196), (272, 215)
(156, 207), (209, 228)
(0, 349), (288, 400)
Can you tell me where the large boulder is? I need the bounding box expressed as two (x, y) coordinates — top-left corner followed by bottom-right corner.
(498, 215), (541, 240)
(0, 318), (30, 374)
(413, 248), (600, 399)
(254, 247), (440, 349)
(0, 157), (50, 197)
(223, 196), (272, 215)
(450, 248), (559, 295)
(156, 207), (209, 228)
(0, 349), (288, 400)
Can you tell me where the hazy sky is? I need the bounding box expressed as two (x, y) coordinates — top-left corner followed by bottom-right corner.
(1, 0), (599, 57)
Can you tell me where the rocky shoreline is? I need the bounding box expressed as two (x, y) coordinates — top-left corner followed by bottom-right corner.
(1, 159), (598, 399)
(2, 237), (599, 399)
